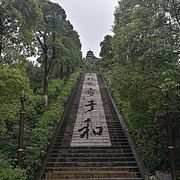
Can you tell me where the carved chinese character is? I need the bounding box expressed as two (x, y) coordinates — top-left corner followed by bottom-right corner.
(86, 88), (95, 96)
(78, 118), (103, 139)
(87, 77), (94, 81)
(86, 82), (95, 86)
(85, 100), (97, 112)
(78, 118), (91, 139)
(93, 127), (103, 136)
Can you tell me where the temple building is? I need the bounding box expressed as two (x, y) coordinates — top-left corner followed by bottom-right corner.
(86, 49), (95, 60)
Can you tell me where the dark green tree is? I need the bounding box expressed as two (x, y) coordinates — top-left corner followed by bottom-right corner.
(99, 35), (114, 69)
(35, 0), (82, 105)
(0, 0), (41, 64)
(101, 0), (180, 173)
(35, 0), (67, 105)
(58, 21), (82, 77)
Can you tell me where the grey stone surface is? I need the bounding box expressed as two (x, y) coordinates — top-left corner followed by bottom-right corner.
(71, 73), (111, 147)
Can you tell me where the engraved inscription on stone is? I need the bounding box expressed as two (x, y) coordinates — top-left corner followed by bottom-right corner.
(71, 73), (111, 147)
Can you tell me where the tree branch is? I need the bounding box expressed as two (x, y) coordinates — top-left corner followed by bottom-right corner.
(171, 0), (180, 26)
(36, 35), (43, 49)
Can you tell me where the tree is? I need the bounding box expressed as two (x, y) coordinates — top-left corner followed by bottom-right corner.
(0, 66), (31, 134)
(0, 0), (41, 64)
(101, 0), (180, 173)
(58, 21), (82, 76)
(112, 0), (179, 112)
(99, 35), (114, 69)
(35, 0), (67, 106)
(35, 1), (82, 105)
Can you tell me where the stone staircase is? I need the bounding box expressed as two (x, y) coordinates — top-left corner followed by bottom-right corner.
(37, 72), (144, 180)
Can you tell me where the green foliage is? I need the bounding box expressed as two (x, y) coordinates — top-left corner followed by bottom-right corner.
(0, 67), (30, 136)
(35, 0), (82, 75)
(58, 22), (82, 74)
(0, 102), (19, 134)
(25, 95), (45, 128)
(25, 71), (80, 178)
(0, 67), (31, 103)
(101, 0), (180, 174)
(48, 78), (65, 102)
(0, 70), (79, 179)
(25, 61), (43, 92)
(0, 0), (82, 179)
(104, 68), (169, 173)
(120, 101), (168, 171)
(0, 69), (78, 179)
(0, 154), (26, 180)
(0, 66), (30, 155)
(99, 35), (114, 69)
(0, 0), (42, 64)
(81, 58), (91, 70)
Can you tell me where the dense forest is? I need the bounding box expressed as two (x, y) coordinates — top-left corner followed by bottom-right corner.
(99, 0), (180, 176)
(0, 0), (82, 179)
(0, 0), (180, 179)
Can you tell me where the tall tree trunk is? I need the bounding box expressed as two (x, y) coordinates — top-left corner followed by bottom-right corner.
(43, 74), (49, 107)
(39, 37), (49, 107)
(43, 44), (49, 106)
(37, 14), (56, 106)
(36, 31), (56, 107)
(60, 64), (64, 78)
(67, 66), (70, 76)
(0, 42), (2, 56)
(72, 66), (75, 73)
(43, 31), (56, 106)
(0, 12), (4, 56)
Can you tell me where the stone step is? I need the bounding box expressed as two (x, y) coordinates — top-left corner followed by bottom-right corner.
(44, 166), (140, 172)
(51, 147), (132, 154)
(58, 138), (129, 143)
(46, 161), (138, 167)
(51, 146), (132, 150)
(54, 141), (130, 146)
(57, 134), (126, 139)
(60, 122), (123, 126)
(41, 178), (144, 180)
(47, 157), (136, 163)
(50, 148), (132, 154)
(37, 73), (143, 179)
(61, 134), (127, 138)
(48, 152), (134, 158)
(41, 171), (141, 179)
(56, 134), (125, 138)
(53, 141), (129, 146)
(56, 134), (127, 139)
(59, 120), (123, 123)
(59, 138), (129, 142)
(52, 145), (130, 151)
(56, 130), (126, 135)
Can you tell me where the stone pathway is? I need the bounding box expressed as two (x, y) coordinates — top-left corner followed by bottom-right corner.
(38, 72), (144, 179)
(71, 73), (111, 147)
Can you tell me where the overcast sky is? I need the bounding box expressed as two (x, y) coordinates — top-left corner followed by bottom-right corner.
(51, 0), (118, 57)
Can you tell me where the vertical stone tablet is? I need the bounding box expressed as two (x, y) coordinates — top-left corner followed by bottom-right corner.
(71, 73), (111, 147)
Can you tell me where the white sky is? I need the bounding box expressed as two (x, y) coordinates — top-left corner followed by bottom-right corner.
(51, 0), (118, 57)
